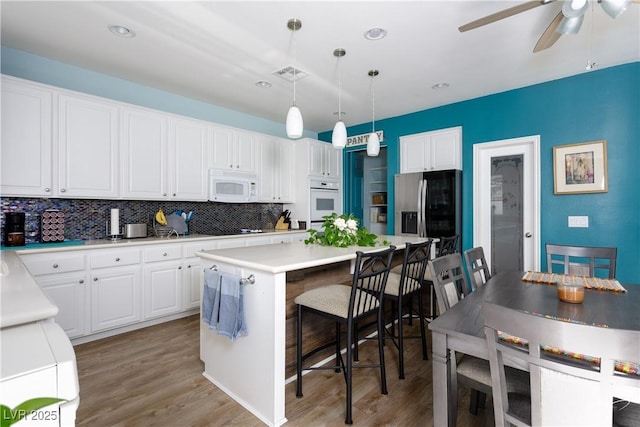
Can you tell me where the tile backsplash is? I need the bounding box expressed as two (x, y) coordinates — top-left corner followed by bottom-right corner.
(1, 198), (285, 243)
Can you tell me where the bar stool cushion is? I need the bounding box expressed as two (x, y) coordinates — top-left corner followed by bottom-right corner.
(295, 285), (380, 319)
(384, 272), (422, 296)
(390, 264), (433, 281)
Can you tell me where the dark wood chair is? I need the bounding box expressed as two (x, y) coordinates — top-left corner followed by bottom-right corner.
(464, 246), (491, 291)
(295, 246), (396, 425)
(483, 301), (640, 426)
(381, 239), (433, 379)
(545, 243), (617, 278)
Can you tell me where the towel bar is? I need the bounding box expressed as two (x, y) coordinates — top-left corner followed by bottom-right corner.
(206, 265), (255, 285)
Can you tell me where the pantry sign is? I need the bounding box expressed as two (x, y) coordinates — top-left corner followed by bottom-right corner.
(346, 131), (384, 148)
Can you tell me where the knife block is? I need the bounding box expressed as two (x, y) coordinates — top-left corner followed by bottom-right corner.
(275, 217), (289, 230)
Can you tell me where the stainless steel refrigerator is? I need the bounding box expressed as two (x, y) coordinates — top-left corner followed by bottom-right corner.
(394, 170), (462, 239)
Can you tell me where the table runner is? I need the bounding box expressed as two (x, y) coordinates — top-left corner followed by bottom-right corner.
(522, 271), (627, 292)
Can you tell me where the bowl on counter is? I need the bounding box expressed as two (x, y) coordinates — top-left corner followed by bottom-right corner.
(557, 282), (585, 304)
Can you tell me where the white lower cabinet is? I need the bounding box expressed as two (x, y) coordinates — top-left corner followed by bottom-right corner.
(143, 260), (182, 319)
(18, 235), (307, 343)
(182, 258), (203, 311)
(90, 265), (142, 332)
(38, 272), (88, 339)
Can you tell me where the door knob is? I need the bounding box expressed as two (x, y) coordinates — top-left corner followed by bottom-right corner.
(525, 232), (532, 238)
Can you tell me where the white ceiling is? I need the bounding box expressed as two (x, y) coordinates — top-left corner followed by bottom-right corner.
(2, 1), (639, 134)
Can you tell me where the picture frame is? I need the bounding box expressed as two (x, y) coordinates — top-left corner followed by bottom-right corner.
(553, 140), (608, 194)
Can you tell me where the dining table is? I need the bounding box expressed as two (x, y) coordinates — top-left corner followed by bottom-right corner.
(428, 269), (640, 427)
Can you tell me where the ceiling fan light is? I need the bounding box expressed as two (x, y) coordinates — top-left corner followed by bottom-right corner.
(367, 132), (380, 156)
(286, 105), (303, 139)
(332, 120), (347, 149)
(557, 14), (584, 34)
(562, 0), (589, 17)
(600, 0), (630, 18)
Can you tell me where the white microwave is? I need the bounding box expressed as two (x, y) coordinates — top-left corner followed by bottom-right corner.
(208, 169), (257, 203)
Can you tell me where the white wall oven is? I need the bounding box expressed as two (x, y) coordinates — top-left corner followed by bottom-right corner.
(310, 178), (341, 231)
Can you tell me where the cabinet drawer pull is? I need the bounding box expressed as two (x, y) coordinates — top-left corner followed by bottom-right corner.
(45, 187), (51, 192)
(93, 277), (99, 281)
(163, 252), (168, 256)
(79, 279), (84, 284)
(115, 257), (121, 262)
(60, 188), (66, 193)
(52, 264), (59, 269)
(178, 266), (182, 270)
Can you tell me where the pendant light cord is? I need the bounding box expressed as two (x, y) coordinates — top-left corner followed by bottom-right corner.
(338, 59), (342, 119)
(371, 76), (376, 133)
(586, 0), (595, 70)
(293, 30), (297, 105)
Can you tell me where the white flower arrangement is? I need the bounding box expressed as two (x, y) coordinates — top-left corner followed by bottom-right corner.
(304, 213), (386, 247)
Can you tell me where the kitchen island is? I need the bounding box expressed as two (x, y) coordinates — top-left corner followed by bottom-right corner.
(195, 235), (426, 426)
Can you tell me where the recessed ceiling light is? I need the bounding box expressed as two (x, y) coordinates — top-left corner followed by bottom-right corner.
(432, 83), (450, 90)
(255, 81), (272, 88)
(108, 25), (135, 38)
(364, 28), (387, 41)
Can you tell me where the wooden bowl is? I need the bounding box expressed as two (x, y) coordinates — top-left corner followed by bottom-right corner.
(557, 282), (585, 304)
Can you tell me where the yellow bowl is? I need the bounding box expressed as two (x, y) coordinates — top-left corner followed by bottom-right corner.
(557, 282), (585, 304)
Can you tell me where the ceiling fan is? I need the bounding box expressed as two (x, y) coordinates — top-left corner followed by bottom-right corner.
(459, 0), (639, 53)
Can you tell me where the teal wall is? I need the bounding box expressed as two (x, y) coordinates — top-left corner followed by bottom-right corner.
(0, 46), (316, 139)
(2, 45), (637, 282)
(319, 62), (640, 283)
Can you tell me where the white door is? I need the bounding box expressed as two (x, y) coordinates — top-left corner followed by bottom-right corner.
(473, 136), (540, 273)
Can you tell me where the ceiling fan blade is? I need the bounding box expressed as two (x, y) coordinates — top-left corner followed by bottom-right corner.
(459, 0), (555, 32)
(533, 11), (564, 52)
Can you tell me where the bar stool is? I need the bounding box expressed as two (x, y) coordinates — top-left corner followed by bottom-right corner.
(295, 246), (396, 425)
(381, 238), (433, 379)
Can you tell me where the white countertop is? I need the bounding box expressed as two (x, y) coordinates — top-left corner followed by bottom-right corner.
(196, 235), (428, 274)
(9, 230), (308, 255)
(0, 251), (59, 328)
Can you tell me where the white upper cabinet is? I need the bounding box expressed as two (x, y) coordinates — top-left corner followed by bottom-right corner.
(121, 107), (169, 199)
(169, 118), (209, 201)
(58, 94), (119, 198)
(400, 126), (462, 173)
(307, 139), (341, 179)
(1, 76), (53, 197)
(209, 125), (256, 173)
(310, 140), (341, 179)
(257, 136), (295, 203)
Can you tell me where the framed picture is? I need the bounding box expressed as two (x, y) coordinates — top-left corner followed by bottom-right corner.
(553, 140), (608, 194)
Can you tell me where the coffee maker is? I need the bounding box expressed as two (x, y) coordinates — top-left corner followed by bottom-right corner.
(3, 212), (26, 246)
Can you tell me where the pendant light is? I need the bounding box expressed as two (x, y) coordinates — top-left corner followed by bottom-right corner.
(332, 48), (347, 149)
(286, 18), (303, 139)
(367, 69), (380, 157)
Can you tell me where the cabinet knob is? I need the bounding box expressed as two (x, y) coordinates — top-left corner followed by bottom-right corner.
(178, 266), (182, 270)
(60, 188), (66, 192)
(163, 252), (168, 256)
(52, 264), (59, 269)
(187, 265), (192, 268)
(115, 257), (121, 262)
(163, 193), (167, 196)
(79, 279), (84, 284)
(45, 187), (51, 192)
(173, 193), (176, 197)
(229, 164), (233, 168)
(93, 277), (99, 281)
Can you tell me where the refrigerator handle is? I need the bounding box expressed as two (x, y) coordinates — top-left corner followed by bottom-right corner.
(422, 178), (429, 237)
(421, 178), (428, 237)
(417, 179), (423, 237)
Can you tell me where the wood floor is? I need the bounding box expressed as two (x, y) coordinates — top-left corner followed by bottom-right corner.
(74, 315), (496, 426)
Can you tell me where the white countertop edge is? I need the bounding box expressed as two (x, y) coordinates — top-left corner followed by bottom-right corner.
(13, 230), (309, 255)
(0, 251), (59, 328)
(195, 236), (426, 274)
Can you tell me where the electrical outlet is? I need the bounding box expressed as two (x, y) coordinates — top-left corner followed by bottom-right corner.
(568, 216), (589, 228)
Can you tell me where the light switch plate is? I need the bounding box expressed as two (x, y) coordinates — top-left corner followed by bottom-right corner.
(568, 216), (589, 228)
